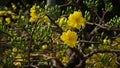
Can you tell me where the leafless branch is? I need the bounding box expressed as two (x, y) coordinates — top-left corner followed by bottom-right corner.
(86, 22), (106, 29)
(30, 54), (64, 68)
(88, 11), (107, 40)
(46, 15), (63, 34)
(86, 22), (120, 31)
(59, 2), (71, 7)
(79, 40), (101, 44)
(0, 40), (10, 44)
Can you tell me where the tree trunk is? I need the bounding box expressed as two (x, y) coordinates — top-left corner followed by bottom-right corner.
(47, 0), (56, 6)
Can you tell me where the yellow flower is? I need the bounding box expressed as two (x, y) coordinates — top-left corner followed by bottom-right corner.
(67, 11), (86, 29)
(62, 56), (68, 63)
(103, 38), (107, 44)
(0, 11), (5, 15)
(60, 30), (78, 48)
(30, 5), (36, 13)
(103, 38), (111, 45)
(13, 54), (23, 66)
(29, 7), (38, 22)
(42, 45), (48, 49)
(59, 17), (66, 26)
(21, 16), (25, 20)
(30, 12), (37, 17)
(58, 17), (70, 31)
(12, 47), (17, 52)
(29, 17), (36, 22)
(43, 16), (51, 23)
(5, 17), (11, 24)
(29, 5), (41, 23)
(11, 3), (16, 10)
(7, 11), (13, 14)
(13, 62), (21, 66)
(30, 9), (36, 13)
(11, 14), (17, 19)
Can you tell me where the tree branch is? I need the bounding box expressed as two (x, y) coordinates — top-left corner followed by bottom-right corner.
(59, 2), (71, 7)
(85, 49), (120, 59)
(30, 54), (64, 68)
(86, 22), (120, 31)
(46, 15), (63, 34)
(0, 30), (12, 37)
(79, 40), (101, 44)
(86, 22), (106, 29)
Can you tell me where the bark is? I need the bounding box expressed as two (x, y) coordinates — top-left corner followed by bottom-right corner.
(47, 0), (56, 6)
(76, 60), (86, 68)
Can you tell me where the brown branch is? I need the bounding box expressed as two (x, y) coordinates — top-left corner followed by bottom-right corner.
(30, 54), (64, 68)
(85, 49), (120, 59)
(46, 15), (63, 34)
(23, 65), (38, 68)
(0, 30), (12, 37)
(86, 22), (106, 29)
(79, 40), (101, 44)
(69, 47), (84, 60)
(110, 27), (120, 31)
(88, 11), (107, 39)
(93, 10), (101, 20)
(0, 40), (10, 44)
(86, 22), (120, 31)
(22, 26), (34, 67)
(59, 2), (71, 7)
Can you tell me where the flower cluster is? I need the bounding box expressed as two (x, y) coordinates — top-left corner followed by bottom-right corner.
(0, 10), (16, 24)
(43, 16), (51, 23)
(56, 50), (68, 63)
(60, 11), (86, 48)
(11, 3), (17, 10)
(67, 11), (86, 29)
(60, 30), (78, 48)
(5, 17), (11, 25)
(42, 44), (48, 49)
(13, 54), (23, 66)
(58, 17), (70, 31)
(103, 38), (111, 45)
(29, 5), (39, 22)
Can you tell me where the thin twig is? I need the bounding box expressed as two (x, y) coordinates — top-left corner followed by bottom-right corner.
(59, 2), (71, 7)
(30, 54), (64, 67)
(0, 30), (12, 37)
(79, 40), (101, 44)
(88, 11), (107, 39)
(0, 40), (10, 43)
(46, 14), (63, 34)
(87, 22), (120, 31)
(86, 22), (106, 29)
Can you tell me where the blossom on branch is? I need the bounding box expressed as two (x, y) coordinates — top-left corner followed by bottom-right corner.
(29, 5), (39, 22)
(60, 30), (78, 48)
(58, 17), (70, 31)
(67, 11), (86, 29)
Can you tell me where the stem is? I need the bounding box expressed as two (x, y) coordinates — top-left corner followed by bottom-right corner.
(28, 35), (32, 67)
